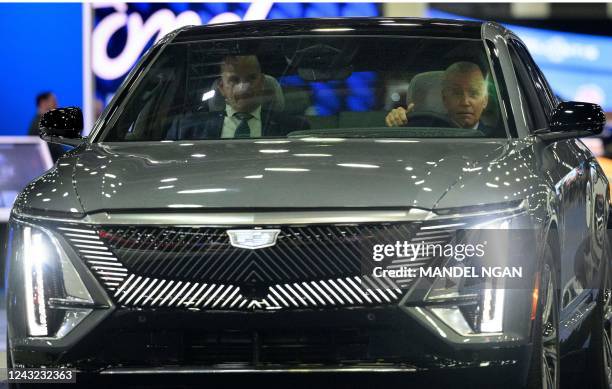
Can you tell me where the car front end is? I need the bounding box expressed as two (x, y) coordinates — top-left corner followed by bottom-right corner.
(9, 17), (609, 389)
(7, 138), (547, 388)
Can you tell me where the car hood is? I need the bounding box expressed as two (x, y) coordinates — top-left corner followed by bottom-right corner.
(56, 138), (536, 214)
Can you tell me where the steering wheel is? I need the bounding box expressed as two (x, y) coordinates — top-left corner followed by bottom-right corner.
(406, 110), (456, 128)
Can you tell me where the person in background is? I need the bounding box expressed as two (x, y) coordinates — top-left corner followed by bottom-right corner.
(28, 92), (57, 135)
(28, 91), (64, 162)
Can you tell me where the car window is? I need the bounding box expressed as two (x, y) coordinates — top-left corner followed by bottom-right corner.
(511, 39), (557, 116)
(97, 36), (508, 142)
(508, 44), (547, 131)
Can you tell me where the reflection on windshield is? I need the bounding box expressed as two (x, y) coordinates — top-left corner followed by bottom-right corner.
(99, 36), (506, 142)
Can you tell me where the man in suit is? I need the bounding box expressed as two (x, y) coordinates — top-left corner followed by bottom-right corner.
(170, 55), (308, 140)
(27, 91), (66, 161)
(385, 61), (495, 135)
(28, 92), (57, 135)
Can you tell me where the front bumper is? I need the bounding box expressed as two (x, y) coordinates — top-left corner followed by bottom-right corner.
(9, 305), (533, 388)
(6, 211), (540, 387)
(70, 366), (528, 389)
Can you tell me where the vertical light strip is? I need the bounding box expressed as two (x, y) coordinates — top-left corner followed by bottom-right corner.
(481, 288), (505, 333)
(23, 227), (47, 336)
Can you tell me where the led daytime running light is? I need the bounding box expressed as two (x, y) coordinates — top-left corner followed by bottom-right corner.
(23, 226), (48, 336)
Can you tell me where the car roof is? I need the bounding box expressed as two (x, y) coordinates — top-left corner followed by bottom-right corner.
(172, 17), (487, 43)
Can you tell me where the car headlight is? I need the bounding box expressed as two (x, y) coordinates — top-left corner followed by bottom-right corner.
(427, 288), (505, 335)
(403, 203), (533, 337)
(21, 224), (94, 337)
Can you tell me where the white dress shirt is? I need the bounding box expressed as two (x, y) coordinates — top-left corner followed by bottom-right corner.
(221, 105), (262, 138)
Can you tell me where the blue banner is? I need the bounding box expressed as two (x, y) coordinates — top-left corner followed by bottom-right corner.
(427, 9), (612, 112)
(92, 2), (381, 110)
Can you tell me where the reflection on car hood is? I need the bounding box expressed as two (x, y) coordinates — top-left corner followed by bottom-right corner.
(60, 138), (536, 213)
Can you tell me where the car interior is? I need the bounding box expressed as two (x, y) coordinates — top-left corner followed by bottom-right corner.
(105, 37), (506, 141)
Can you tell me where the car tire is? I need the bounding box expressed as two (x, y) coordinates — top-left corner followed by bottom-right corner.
(526, 242), (560, 389)
(587, 240), (612, 389)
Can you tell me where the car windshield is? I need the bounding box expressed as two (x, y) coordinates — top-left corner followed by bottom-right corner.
(97, 36), (507, 142)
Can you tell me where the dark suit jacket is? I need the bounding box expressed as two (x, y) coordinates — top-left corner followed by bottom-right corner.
(28, 114), (41, 136)
(475, 123), (499, 137)
(405, 112), (501, 137)
(167, 109), (310, 140)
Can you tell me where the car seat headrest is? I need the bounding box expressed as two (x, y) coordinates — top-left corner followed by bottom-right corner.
(406, 71), (446, 115)
(208, 75), (285, 112)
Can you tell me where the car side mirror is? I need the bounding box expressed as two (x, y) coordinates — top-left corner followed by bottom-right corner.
(549, 101), (606, 135)
(39, 107), (86, 146)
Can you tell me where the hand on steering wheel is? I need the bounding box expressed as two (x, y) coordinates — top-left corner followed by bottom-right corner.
(385, 103), (414, 127)
(385, 102), (455, 128)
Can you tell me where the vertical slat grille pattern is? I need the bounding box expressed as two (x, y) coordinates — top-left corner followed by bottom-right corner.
(111, 275), (401, 310)
(58, 226), (128, 292)
(96, 225), (393, 284)
(56, 222), (456, 310)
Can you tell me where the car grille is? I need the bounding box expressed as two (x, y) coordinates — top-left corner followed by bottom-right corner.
(102, 327), (395, 367)
(98, 226), (374, 283)
(56, 222), (454, 310)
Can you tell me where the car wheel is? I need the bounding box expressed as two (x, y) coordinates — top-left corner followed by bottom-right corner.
(588, 246), (612, 389)
(526, 243), (560, 389)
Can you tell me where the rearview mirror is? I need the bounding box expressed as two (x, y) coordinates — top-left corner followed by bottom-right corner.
(549, 101), (606, 135)
(39, 107), (86, 146)
(289, 43), (356, 81)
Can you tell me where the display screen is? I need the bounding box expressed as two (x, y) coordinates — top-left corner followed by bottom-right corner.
(92, 2), (381, 111)
(0, 137), (52, 220)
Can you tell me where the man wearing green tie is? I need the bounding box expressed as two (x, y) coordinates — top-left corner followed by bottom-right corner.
(166, 55), (309, 140)
(218, 55), (266, 138)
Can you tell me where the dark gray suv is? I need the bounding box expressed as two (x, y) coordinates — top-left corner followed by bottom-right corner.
(6, 18), (610, 389)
